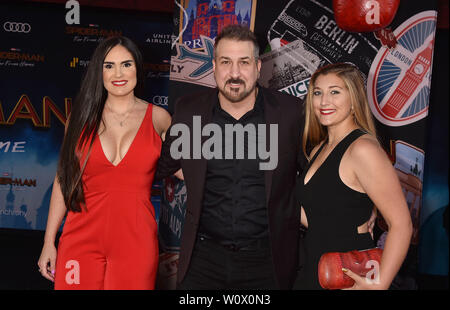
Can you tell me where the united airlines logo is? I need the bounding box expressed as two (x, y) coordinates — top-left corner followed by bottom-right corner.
(170, 36), (216, 88)
(367, 11), (437, 127)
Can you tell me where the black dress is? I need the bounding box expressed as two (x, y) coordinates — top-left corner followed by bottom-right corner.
(294, 129), (375, 290)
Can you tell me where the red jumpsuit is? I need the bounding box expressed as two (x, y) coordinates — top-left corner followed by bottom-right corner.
(54, 104), (161, 289)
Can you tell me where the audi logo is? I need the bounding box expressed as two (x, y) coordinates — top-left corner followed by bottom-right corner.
(3, 22), (31, 33)
(153, 95), (168, 106)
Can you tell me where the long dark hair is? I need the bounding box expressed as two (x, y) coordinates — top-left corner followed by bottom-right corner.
(58, 36), (144, 212)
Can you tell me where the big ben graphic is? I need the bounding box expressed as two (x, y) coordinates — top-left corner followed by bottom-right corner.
(381, 40), (434, 118)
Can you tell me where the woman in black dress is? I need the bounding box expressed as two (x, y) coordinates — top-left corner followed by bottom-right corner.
(295, 63), (412, 290)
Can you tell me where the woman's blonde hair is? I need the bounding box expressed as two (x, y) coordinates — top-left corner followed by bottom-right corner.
(302, 63), (377, 160)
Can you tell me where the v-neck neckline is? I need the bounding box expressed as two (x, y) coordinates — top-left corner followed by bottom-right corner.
(98, 103), (150, 168)
(303, 129), (359, 186)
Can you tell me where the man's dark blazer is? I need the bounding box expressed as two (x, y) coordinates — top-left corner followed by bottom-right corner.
(155, 86), (305, 289)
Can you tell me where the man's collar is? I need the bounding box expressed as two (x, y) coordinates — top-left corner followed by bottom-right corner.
(215, 85), (263, 112)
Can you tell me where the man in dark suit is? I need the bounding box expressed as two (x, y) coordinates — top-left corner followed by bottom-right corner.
(156, 25), (305, 289)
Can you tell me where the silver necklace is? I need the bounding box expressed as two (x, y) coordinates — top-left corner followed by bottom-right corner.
(106, 99), (137, 127)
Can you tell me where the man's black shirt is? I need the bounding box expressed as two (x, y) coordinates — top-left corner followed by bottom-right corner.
(198, 89), (269, 246)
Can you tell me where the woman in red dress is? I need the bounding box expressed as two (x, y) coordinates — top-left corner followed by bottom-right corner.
(37, 36), (172, 289)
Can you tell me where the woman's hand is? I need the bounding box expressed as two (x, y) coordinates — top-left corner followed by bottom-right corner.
(37, 242), (57, 282)
(341, 267), (388, 290)
(174, 168), (184, 180)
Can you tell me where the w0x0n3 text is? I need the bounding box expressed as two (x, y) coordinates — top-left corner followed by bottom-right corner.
(178, 293), (271, 307)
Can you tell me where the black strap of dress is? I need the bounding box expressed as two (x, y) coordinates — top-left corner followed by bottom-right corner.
(307, 129), (367, 169)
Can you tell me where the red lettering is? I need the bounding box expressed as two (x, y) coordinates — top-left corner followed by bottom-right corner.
(43, 96), (67, 127)
(7, 95), (42, 126)
(0, 101), (5, 124)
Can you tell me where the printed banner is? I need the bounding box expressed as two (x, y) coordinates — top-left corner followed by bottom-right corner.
(260, 0), (378, 99)
(169, 0), (258, 89)
(162, 0), (439, 289)
(367, 11), (436, 127)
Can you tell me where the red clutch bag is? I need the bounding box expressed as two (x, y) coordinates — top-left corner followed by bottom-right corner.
(318, 248), (383, 290)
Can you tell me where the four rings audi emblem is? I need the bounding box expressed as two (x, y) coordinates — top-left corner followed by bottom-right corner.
(3, 22), (31, 33)
(153, 96), (168, 106)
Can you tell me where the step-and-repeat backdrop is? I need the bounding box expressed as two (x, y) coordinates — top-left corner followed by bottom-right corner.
(1, 0), (447, 290)
(157, 0), (447, 289)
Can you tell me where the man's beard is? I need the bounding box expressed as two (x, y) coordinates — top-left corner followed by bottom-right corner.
(218, 78), (257, 103)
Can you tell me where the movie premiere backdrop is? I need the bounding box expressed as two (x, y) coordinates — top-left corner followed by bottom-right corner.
(0, 3), (172, 230)
(158, 0), (445, 289)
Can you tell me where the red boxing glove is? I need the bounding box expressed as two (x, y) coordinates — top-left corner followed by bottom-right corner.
(333, 0), (400, 32)
(318, 248), (383, 290)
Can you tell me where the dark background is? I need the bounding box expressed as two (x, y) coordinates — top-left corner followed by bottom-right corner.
(0, 0), (448, 290)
